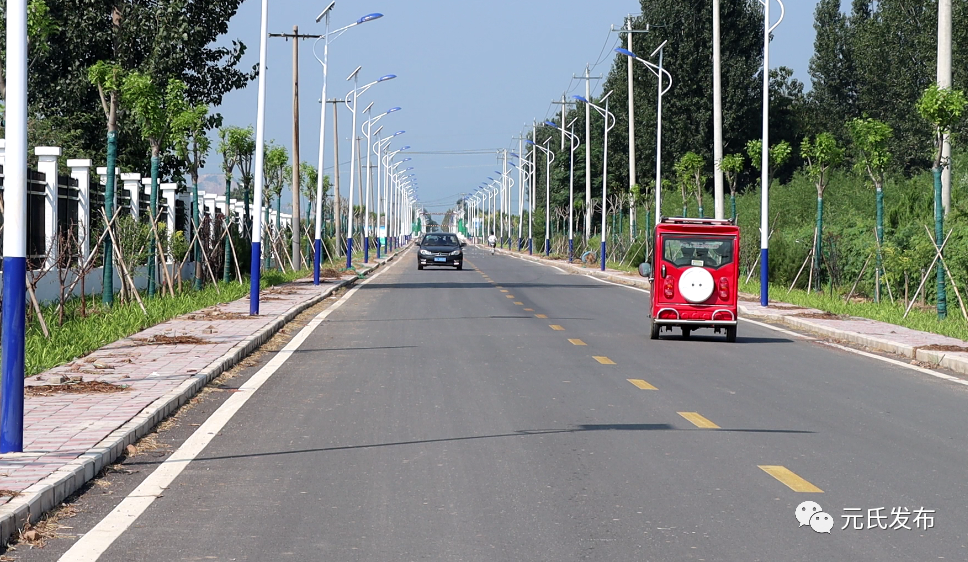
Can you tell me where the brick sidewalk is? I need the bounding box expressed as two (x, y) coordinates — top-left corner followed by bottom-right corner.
(0, 252), (400, 541)
(493, 246), (968, 376)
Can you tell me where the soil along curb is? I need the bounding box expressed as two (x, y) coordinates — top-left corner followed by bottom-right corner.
(0, 252), (402, 544)
(492, 245), (968, 376)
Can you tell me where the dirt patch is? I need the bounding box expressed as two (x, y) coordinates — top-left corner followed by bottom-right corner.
(25, 380), (128, 396)
(320, 267), (342, 278)
(131, 334), (213, 346)
(183, 310), (255, 321)
(794, 312), (845, 320)
(0, 490), (21, 498)
(918, 344), (968, 353)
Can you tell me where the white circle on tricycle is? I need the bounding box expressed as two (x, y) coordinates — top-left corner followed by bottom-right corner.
(678, 267), (714, 303)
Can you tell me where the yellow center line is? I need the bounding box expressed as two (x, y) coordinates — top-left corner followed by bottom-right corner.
(594, 356), (616, 365)
(550, 325), (565, 331)
(758, 466), (824, 493)
(501, 289), (508, 293)
(627, 379), (655, 389)
(507, 295), (515, 299)
(524, 308), (534, 312)
(535, 314), (548, 319)
(678, 412), (720, 429)
(569, 339), (587, 346)
(513, 302), (524, 305)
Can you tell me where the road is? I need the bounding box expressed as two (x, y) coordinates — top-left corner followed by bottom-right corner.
(23, 247), (968, 560)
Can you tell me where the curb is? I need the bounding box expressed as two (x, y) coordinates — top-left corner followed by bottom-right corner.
(489, 246), (968, 377)
(0, 251), (402, 543)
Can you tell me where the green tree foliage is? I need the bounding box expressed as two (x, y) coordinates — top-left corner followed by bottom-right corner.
(263, 142), (290, 210)
(916, 84), (967, 169)
(10, 0), (253, 175)
(674, 152), (706, 217)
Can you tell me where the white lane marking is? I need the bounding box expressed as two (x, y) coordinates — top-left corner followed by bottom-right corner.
(58, 259), (398, 561)
(738, 317), (813, 340)
(584, 273), (651, 294)
(818, 341), (968, 388)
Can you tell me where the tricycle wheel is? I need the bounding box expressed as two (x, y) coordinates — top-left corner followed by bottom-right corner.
(681, 327), (692, 339)
(725, 326), (737, 343)
(650, 322), (660, 340)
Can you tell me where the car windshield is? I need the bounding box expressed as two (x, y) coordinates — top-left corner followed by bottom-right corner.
(423, 234), (459, 246)
(661, 235), (734, 269)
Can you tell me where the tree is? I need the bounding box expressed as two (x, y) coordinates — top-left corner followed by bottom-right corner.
(848, 116), (892, 301)
(916, 84), (966, 319)
(14, 0), (253, 176)
(217, 127), (238, 283)
(807, 0), (856, 141)
(718, 153), (744, 221)
(801, 133), (844, 289)
(88, 60), (124, 306)
(262, 142), (289, 269)
(674, 152), (706, 218)
(0, 0), (58, 99)
(746, 139), (792, 187)
(173, 101), (211, 290)
(122, 72), (188, 297)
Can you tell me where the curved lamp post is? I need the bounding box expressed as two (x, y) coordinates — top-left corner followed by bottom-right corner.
(311, 7), (383, 284)
(372, 130), (404, 258)
(575, 92), (616, 271)
(526, 138), (555, 256)
(362, 106), (401, 263)
(545, 119), (581, 261)
(615, 44), (672, 231)
(344, 70), (395, 269)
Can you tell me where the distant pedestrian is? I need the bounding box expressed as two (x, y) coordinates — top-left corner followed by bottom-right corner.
(487, 232), (497, 255)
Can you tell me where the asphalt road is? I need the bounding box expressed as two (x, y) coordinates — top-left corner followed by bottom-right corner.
(45, 247), (968, 560)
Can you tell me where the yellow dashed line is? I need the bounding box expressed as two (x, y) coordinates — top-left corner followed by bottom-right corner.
(678, 412), (720, 429)
(627, 379), (655, 389)
(524, 308), (534, 312)
(594, 356), (616, 365)
(569, 339), (587, 346)
(514, 302), (524, 305)
(501, 290), (508, 293)
(759, 466), (824, 493)
(550, 325), (565, 331)
(535, 314), (548, 319)
(507, 295), (515, 299)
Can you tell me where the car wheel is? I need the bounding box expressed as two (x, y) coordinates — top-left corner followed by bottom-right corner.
(456, 264), (463, 270)
(725, 326), (737, 343)
(681, 327), (692, 339)
(650, 322), (660, 340)
(417, 263), (423, 270)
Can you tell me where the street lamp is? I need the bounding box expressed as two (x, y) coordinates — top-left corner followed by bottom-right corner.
(526, 138), (555, 256)
(574, 92), (616, 271)
(372, 130), (404, 258)
(615, 43), (672, 230)
(362, 106), (401, 263)
(250, 0), (270, 315)
(759, 0), (785, 306)
(311, 6), (383, 284)
(344, 70), (395, 269)
(545, 119), (581, 261)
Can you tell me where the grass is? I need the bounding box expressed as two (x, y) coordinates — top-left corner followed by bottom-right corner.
(740, 279), (968, 342)
(15, 268), (314, 378)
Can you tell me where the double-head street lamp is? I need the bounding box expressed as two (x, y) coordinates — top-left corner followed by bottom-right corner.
(574, 92), (615, 271)
(344, 69), (395, 268)
(311, 5), (382, 284)
(526, 138), (555, 256)
(545, 119), (581, 261)
(615, 43), (672, 230)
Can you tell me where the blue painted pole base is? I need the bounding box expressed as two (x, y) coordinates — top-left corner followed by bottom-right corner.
(1, 256), (27, 452)
(518, 237), (522, 251)
(250, 242), (262, 316)
(376, 238), (382, 260)
(364, 236), (370, 264)
(346, 238), (354, 269)
(600, 241), (606, 271)
(569, 239), (574, 262)
(760, 248), (769, 307)
(528, 238), (533, 255)
(545, 239), (550, 256)
(313, 239), (322, 285)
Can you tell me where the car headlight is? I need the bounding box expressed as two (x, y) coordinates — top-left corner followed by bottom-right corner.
(450, 249), (461, 256)
(419, 249), (431, 256)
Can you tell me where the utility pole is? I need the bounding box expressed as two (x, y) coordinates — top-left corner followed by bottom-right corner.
(551, 94), (575, 151)
(269, 27), (323, 270)
(574, 65), (602, 239)
(328, 99), (344, 257)
(938, 0), (952, 215)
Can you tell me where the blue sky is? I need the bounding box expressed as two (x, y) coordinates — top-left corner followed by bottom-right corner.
(200, 0), (818, 214)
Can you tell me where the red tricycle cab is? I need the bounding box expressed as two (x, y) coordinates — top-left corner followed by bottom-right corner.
(639, 217), (740, 342)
